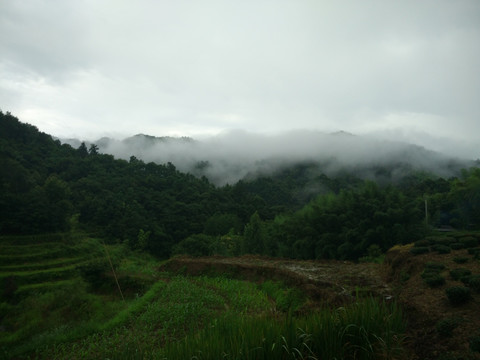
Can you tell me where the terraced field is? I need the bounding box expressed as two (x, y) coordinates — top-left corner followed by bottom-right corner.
(0, 235), (104, 297)
(2, 231), (478, 359)
(0, 234), (130, 356)
(0, 234), (406, 360)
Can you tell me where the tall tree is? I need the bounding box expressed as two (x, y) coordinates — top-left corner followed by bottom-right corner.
(243, 212), (265, 255)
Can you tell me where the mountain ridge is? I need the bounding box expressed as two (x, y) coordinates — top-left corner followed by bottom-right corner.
(60, 130), (475, 186)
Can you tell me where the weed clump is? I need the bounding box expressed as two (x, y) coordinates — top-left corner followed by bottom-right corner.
(445, 286), (471, 306)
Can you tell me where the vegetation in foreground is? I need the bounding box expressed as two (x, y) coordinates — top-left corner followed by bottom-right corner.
(1, 233), (406, 359)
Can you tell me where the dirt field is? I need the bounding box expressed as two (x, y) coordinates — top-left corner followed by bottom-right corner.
(160, 248), (480, 359)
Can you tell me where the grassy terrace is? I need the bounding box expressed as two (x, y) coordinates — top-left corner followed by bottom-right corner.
(0, 233), (407, 359)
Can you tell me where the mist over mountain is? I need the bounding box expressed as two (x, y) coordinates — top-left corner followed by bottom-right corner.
(62, 130), (475, 186)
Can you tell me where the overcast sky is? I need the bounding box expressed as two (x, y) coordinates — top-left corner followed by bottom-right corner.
(1, 1), (479, 159)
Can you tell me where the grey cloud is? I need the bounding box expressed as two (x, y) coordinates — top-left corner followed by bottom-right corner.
(1, 1), (480, 152)
(85, 130), (474, 186)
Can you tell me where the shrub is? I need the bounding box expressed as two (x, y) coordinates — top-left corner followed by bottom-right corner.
(421, 270), (440, 279)
(424, 274), (446, 288)
(460, 236), (479, 249)
(470, 334), (480, 352)
(171, 234), (215, 257)
(410, 247), (429, 255)
(449, 243), (464, 250)
(436, 317), (460, 337)
(414, 239), (430, 247)
(433, 245), (451, 254)
(433, 237), (454, 246)
(425, 262), (446, 271)
(449, 268), (472, 281)
(453, 256), (469, 264)
(76, 259), (109, 290)
(445, 286), (471, 305)
(464, 275), (480, 292)
(467, 247), (480, 256)
(425, 236), (452, 246)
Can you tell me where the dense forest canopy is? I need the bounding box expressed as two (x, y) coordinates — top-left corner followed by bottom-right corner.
(1, 111), (479, 260)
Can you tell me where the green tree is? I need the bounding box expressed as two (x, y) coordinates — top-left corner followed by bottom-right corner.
(204, 213), (242, 236)
(88, 144), (99, 155)
(243, 211), (265, 255)
(77, 142), (88, 157)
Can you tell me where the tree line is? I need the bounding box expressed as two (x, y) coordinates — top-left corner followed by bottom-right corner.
(1, 111), (479, 260)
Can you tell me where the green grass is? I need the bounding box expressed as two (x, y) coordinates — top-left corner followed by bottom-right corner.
(0, 256), (87, 272)
(14, 279), (81, 297)
(33, 276), (277, 359)
(0, 234), (407, 359)
(0, 263), (88, 286)
(161, 298), (405, 360)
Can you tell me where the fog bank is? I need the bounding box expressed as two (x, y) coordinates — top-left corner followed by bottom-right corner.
(64, 130), (474, 185)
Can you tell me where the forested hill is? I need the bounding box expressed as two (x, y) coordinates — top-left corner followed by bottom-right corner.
(1, 111), (479, 260)
(64, 129), (476, 186)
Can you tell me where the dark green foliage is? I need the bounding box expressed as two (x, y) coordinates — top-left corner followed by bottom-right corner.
(470, 275), (480, 292)
(410, 246), (430, 255)
(1, 111), (480, 261)
(470, 334), (480, 352)
(425, 262), (446, 271)
(426, 236), (452, 246)
(453, 256), (469, 264)
(203, 213), (242, 236)
(434, 244), (451, 254)
(414, 239), (430, 247)
(243, 211), (266, 255)
(421, 263), (446, 288)
(423, 274), (446, 287)
(436, 317), (460, 337)
(260, 281), (305, 312)
(450, 243), (464, 250)
(1, 276), (18, 302)
(460, 236), (479, 248)
(462, 275), (480, 292)
(209, 234), (242, 256)
(76, 259), (109, 290)
(161, 298), (406, 360)
(449, 268), (472, 281)
(171, 234), (215, 257)
(467, 247), (480, 256)
(445, 286), (471, 305)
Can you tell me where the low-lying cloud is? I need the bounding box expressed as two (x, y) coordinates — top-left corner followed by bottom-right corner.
(64, 130), (475, 186)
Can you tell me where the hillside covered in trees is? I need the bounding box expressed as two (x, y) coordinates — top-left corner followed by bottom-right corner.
(1, 111), (479, 260)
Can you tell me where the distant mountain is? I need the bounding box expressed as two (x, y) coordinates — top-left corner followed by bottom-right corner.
(63, 130), (475, 186)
